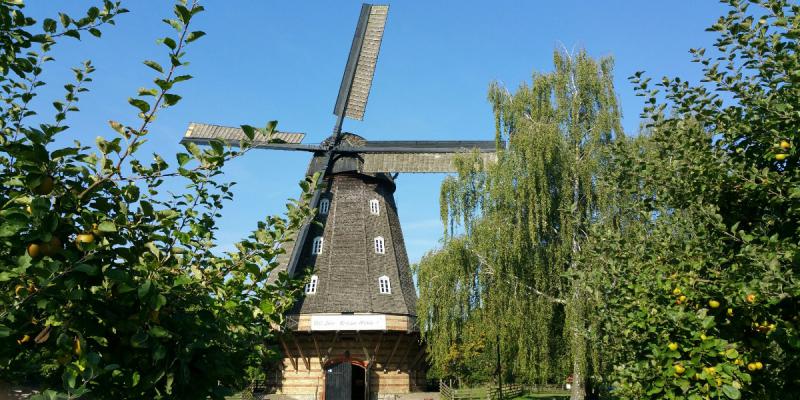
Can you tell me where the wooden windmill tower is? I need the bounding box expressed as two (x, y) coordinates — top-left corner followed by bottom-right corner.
(181, 4), (498, 400)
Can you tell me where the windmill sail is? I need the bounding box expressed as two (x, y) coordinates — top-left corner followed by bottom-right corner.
(333, 4), (389, 121)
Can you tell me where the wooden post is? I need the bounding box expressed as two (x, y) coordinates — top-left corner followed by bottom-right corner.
(280, 336), (298, 372)
(312, 335), (323, 368)
(291, 334), (310, 371)
(323, 331), (340, 365)
(384, 334), (403, 372)
(397, 336), (413, 372)
(356, 332), (370, 362)
(371, 332), (384, 363)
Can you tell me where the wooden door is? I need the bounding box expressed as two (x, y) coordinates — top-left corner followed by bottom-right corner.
(325, 361), (352, 400)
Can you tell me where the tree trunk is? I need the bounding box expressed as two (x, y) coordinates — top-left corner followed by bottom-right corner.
(570, 153), (587, 400)
(570, 370), (586, 400)
(570, 319), (587, 400)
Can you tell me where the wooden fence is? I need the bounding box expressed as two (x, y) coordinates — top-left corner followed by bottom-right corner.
(440, 381), (524, 400)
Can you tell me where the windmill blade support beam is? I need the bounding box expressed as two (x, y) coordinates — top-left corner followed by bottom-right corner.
(181, 136), (322, 152)
(335, 144), (497, 153)
(361, 151), (498, 174)
(333, 4), (389, 123)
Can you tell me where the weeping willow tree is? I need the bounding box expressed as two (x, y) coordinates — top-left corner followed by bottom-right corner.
(416, 49), (622, 399)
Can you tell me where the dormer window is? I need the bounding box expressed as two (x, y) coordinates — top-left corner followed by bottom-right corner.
(374, 236), (385, 254)
(369, 199), (380, 215)
(320, 198), (330, 215)
(305, 275), (318, 294)
(312, 236), (324, 255)
(378, 276), (391, 294)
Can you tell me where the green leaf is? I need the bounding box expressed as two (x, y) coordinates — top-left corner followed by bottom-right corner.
(241, 125), (256, 140)
(51, 147), (79, 159)
(163, 18), (182, 32)
(161, 37), (177, 50)
(0, 324), (10, 337)
(128, 98), (150, 113)
(172, 74), (193, 83)
(675, 378), (689, 392)
(75, 264), (99, 276)
(138, 87), (158, 97)
(163, 93), (181, 106)
(63, 30), (80, 39)
(58, 12), (71, 28)
(174, 4), (191, 23)
(153, 294), (167, 310)
(186, 30), (205, 43)
(165, 373), (174, 395)
(0, 213), (28, 237)
(265, 120), (278, 134)
(259, 299), (274, 315)
(725, 348), (739, 359)
(138, 280), (152, 299)
(722, 384), (741, 399)
(149, 326), (171, 338)
(105, 269), (128, 283)
(43, 18), (57, 33)
(63, 368), (77, 389)
(209, 139), (224, 155)
(109, 120), (127, 136)
(97, 220), (117, 233)
(173, 275), (192, 286)
(143, 60), (163, 73)
(245, 263), (260, 276)
(131, 331), (149, 349)
(176, 152), (191, 166)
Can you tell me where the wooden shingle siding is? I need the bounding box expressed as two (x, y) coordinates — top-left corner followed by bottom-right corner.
(289, 172), (416, 316)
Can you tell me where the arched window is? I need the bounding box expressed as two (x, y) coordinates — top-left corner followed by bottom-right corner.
(369, 199), (380, 215)
(374, 236), (385, 254)
(319, 198), (330, 215)
(312, 236), (324, 255)
(378, 275), (391, 294)
(305, 275), (318, 294)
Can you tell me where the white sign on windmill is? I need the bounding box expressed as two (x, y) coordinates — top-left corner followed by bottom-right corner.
(310, 314), (387, 331)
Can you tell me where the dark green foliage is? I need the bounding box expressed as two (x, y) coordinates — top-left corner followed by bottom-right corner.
(589, 0), (800, 398)
(0, 1), (316, 398)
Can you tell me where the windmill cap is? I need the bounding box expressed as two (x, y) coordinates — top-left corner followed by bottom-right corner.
(322, 132), (367, 148)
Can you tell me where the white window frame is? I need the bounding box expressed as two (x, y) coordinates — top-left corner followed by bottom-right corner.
(369, 199), (380, 215)
(374, 236), (385, 254)
(312, 236), (324, 255)
(378, 275), (391, 294)
(305, 275), (318, 294)
(320, 198), (330, 215)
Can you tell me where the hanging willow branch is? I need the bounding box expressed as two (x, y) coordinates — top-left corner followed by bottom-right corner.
(467, 244), (567, 305)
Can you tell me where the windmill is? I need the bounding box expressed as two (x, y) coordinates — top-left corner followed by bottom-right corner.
(180, 4), (498, 400)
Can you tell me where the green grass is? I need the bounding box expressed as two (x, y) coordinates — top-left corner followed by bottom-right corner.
(512, 392), (570, 399)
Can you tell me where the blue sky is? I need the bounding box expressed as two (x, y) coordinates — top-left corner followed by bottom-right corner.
(26, 1), (728, 263)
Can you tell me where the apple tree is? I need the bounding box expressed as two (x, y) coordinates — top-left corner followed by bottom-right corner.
(584, 0), (800, 398)
(0, 1), (316, 398)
